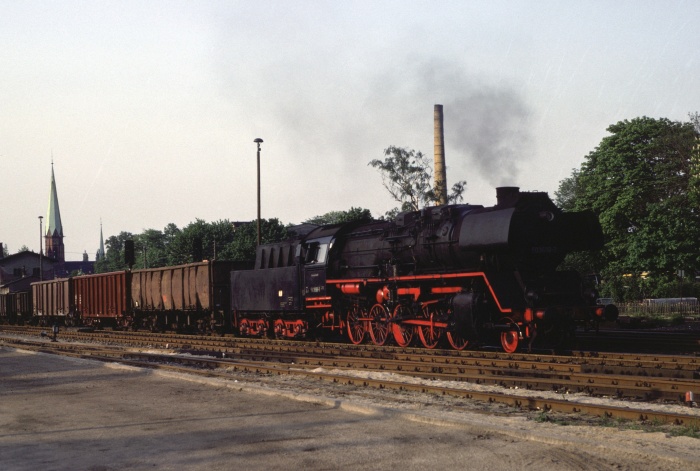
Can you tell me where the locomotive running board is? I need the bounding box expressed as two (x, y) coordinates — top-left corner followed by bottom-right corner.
(326, 271), (512, 314)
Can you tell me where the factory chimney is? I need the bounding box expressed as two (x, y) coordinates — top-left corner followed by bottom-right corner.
(433, 104), (448, 205)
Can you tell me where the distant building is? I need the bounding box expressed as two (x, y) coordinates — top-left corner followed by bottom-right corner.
(0, 250), (55, 286)
(0, 273), (40, 295)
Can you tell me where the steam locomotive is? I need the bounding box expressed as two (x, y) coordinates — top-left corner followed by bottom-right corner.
(6, 186), (616, 352)
(232, 187), (617, 351)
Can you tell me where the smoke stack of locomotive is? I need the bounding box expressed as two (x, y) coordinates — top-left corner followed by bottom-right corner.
(433, 104), (448, 205)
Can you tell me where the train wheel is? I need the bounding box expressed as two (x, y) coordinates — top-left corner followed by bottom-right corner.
(391, 304), (414, 347)
(500, 330), (519, 353)
(418, 305), (444, 349)
(274, 319), (286, 339)
(256, 319), (270, 337)
(346, 306), (365, 345)
(368, 304), (390, 346)
(446, 331), (469, 350)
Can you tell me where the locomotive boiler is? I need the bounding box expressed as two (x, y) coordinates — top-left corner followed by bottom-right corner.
(231, 187), (617, 351)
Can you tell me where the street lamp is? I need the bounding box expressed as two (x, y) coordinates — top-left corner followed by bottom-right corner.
(38, 216), (43, 281)
(254, 138), (263, 246)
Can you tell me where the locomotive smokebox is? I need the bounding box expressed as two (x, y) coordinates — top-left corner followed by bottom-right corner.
(496, 186), (520, 208)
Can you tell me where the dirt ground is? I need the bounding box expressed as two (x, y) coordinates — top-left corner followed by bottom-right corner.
(1, 346), (700, 470)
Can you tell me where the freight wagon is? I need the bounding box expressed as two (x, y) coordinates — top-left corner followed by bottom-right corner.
(0, 290), (32, 325)
(130, 261), (251, 332)
(31, 278), (74, 326)
(28, 260), (252, 332)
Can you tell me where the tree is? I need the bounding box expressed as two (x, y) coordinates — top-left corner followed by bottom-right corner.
(689, 112), (700, 210)
(369, 146), (466, 217)
(554, 168), (582, 212)
(558, 116), (700, 300)
(223, 218), (289, 261)
(96, 218), (291, 272)
(304, 207), (373, 225)
(95, 231), (134, 273)
(134, 228), (168, 269)
(166, 219), (216, 265)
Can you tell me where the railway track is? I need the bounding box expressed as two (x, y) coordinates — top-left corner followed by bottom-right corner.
(2, 325), (699, 427)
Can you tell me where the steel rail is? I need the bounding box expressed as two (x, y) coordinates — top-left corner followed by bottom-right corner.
(3, 337), (700, 427)
(2, 325), (699, 368)
(3, 326), (699, 380)
(5, 339), (698, 428)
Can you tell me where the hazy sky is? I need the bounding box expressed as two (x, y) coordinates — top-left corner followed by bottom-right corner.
(1, 1), (698, 260)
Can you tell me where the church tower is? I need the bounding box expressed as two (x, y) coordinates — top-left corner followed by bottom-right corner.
(44, 162), (65, 262)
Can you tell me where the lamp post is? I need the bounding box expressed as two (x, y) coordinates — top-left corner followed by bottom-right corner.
(254, 138), (263, 246)
(38, 216), (43, 281)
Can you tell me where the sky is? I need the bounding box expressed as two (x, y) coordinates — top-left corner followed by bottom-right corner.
(1, 0), (698, 260)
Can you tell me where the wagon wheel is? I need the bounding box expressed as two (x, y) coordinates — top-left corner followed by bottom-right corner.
(446, 330), (469, 350)
(255, 318), (270, 337)
(417, 305), (444, 349)
(274, 319), (286, 339)
(346, 305), (365, 345)
(500, 318), (520, 353)
(391, 304), (414, 347)
(368, 304), (390, 346)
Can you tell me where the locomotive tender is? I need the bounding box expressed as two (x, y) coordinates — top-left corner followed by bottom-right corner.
(232, 187), (618, 351)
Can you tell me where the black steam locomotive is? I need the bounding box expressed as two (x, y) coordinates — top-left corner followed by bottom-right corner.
(232, 187), (617, 351)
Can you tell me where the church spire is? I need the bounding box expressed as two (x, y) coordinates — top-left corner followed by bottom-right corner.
(96, 219), (105, 261)
(44, 161), (65, 262)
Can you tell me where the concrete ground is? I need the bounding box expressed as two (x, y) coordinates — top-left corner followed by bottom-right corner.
(1, 346), (698, 471)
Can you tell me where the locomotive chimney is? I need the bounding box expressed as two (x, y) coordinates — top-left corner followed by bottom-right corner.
(496, 187), (520, 208)
(434, 104), (448, 205)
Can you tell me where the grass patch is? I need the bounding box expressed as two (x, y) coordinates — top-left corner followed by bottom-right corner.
(529, 411), (700, 438)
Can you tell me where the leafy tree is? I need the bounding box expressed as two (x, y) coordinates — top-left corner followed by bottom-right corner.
(223, 218), (288, 261)
(207, 219), (239, 260)
(304, 207), (373, 225)
(163, 223), (181, 247)
(369, 146), (466, 217)
(689, 112), (700, 209)
(95, 231), (134, 273)
(166, 219), (214, 265)
(558, 116), (700, 301)
(17, 245), (29, 253)
(133, 228), (168, 269)
(95, 218), (291, 272)
(554, 168), (583, 212)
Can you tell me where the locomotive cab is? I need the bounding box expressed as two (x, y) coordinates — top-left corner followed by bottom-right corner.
(302, 235), (333, 298)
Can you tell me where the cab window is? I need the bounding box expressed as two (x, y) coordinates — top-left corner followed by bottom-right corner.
(305, 242), (329, 265)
